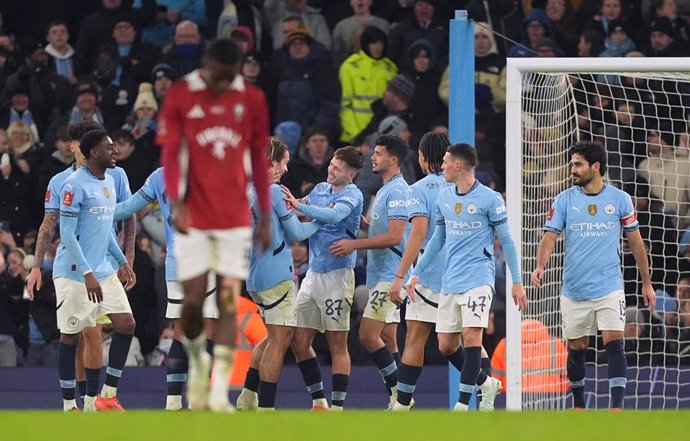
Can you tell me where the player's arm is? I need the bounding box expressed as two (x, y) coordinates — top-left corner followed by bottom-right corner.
(27, 211), (59, 298)
(281, 215), (322, 242)
(625, 227), (656, 312)
(409, 223), (445, 279)
(495, 221), (528, 312)
(114, 192), (149, 221)
(122, 214), (136, 267)
(531, 231), (558, 288)
(390, 215), (428, 305)
(296, 201), (352, 224)
(109, 232), (136, 291)
(60, 211), (103, 302)
(329, 218), (406, 257)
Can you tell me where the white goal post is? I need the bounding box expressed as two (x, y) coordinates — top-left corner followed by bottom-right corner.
(505, 57), (690, 411)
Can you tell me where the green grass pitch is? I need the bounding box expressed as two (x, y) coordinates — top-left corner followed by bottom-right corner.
(2, 410), (686, 440)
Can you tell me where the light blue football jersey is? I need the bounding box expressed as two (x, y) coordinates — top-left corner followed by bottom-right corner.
(366, 173), (409, 288)
(407, 172), (453, 293)
(45, 165), (76, 214)
(247, 184), (299, 293)
(434, 181), (507, 294)
(53, 167), (118, 282)
(544, 183), (639, 300)
(303, 182), (363, 273)
(104, 166), (132, 270)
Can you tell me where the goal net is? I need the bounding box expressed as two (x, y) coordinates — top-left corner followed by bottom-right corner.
(505, 58), (690, 410)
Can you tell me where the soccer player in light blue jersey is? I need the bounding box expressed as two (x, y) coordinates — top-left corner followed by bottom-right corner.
(242, 138), (323, 411)
(53, 130), (136, 412)
(331, 135), (409, 407)
(407, 143), (528, 412)
(112, 167), (223, 411)
(531, 141), (655, 410)
(282, 146), (364, 411)
(27, 121), (136, 411)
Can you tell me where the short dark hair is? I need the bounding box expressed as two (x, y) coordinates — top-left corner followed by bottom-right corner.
(111, 129), (135, 146)
(79, 129), (108, 158)
(46, 20), (67, 33)
(569, 141), (607, 175)
(266, 137), (288, 163)
(375, 135), (407, 165)
(447, 143), (477, 168)
(205, 38), (243, 67)
(334, 146), (363, 170)
(419, 132), (450, 173)
(67, 120), (102, 142)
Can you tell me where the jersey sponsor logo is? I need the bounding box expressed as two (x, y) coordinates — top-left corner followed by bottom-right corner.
(103, 187), (110, 199)
(546, 207), (554, 220)
(455, 202), (462, 214)
(186, 104), (205, 119)
(195, 126), (242, 159)
(340, 196), (358, 205)
(446, 220), (482, 236)
(388, 199), (408, 208)
(496, 205), (506, 214)
(621, 211), (637, 226)
(588, 204), (597, 216)
(45, 189), (50, 203)
(605, 203), (615, 214)
(569, 221), (616, 237)
(467, 203), (477, 214)
(233, 104), (245, 120)
(63, 191), (74, 207)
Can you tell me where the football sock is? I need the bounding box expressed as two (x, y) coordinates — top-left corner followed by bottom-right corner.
(297, 357), (326, 400)
(371, 347), (398, 392)
(397, 363), (422, 406)
(446, 347), (465, 371)
(103, 332), (133, 397)
(568, 347), (587, 408)
(244, 367), (260, 393)
(459, 347), (481, 405)
(258, 381), (277, 409)
(331, 374), (349, 408)
(206, 339), (215, 356)
(605, 340), (627, 409)
(77, 381), (86, 399)
(166, 338), (188, 397)
(481, 357), (492, 376)
(209, 345), (234, 403)
(58, 341), (77, 406)
(85, 368), (100, 397)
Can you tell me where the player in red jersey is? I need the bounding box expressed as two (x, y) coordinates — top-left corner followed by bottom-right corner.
(158, 38), (272, 412)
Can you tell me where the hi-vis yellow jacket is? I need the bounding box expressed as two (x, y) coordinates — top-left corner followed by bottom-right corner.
(338, 50), (397, 143)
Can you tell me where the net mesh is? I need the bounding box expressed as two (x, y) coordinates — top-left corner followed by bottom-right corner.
(518, 69), (690, 410)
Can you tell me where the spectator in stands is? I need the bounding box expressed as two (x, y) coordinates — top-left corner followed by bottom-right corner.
(388, 0), (448, 71)
(507, 8), (551, 57)
(638, 122), (690, 228)
(0, 248), (28, 367)
(151, 63), (175, 104)
(0, 82), (41, 143)
(600, 20), (636, 58)
(213, 0), (267, 52)
(331, 0), (391, 67)
(229, 25), (255, 54)
(585, 0), (630, 38)
(102, 323), (145, 367)
(273, 120), (302, 156)
(44, 20), (77, 86)
(266, 0), (332, 50)
(270, 26), (340, 141)
(533, 36), (564, 57)
(241, 52), (267, 91)
(356, 74), (416, 145)
(23, 257), (59, 368)
(545, 0), (580, 56)
(108, 18), (158, 86)
(85, 47), (136, 131)
(650, 0), (689, 44)
(36, 127), (73, 206)
(578, 29), (605, 56)
(133, 0), (207, 49)
(281, 126), (333, 198)
(339, 26), (397, 144)
(160, 20), (204, 80)
(466, 0), (524, 58)
(75, 0), (156, 76)
(643, 16), (690, 56)
(7, 122), (41, 177)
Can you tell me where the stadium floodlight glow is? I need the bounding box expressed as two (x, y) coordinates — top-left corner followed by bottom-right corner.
(506, 57), (690, 411)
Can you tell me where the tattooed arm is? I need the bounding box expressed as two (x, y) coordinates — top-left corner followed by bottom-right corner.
(26, 212), (59, 299)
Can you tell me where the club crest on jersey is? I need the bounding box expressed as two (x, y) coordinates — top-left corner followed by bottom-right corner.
(588, 204), (597, 216)
(605, 203), (615, 214)
(233, 104), (245, 120)
(63, 191), (74, 207)
(103, 187), (110, 199)
(467, 203), (477, 214)
(455, 202), (462, 214)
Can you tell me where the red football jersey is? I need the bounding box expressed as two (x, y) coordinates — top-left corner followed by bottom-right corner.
(158, 70), (271, 230)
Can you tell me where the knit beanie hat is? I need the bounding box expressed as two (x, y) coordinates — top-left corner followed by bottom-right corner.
(133, 83), (158, 112)
(387, 74), (416, 104)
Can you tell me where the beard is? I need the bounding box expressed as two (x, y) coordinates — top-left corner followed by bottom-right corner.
(573, 173), (592, 187)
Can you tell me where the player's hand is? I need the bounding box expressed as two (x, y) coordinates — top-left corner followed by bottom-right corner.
(389, 277), (407, 306)
(642, 282), (656, 313)
(84, 272), (103, 303)
(118, 263), (137, 291)
(280, 185), (300, 210)
(26, 267), (42, 301)
(406, 275), (419, 300)
(531, 266), (545, 288)
(511, 283), (528, 312)
(172, 201), (192, 234)
(329, 239), (355, 257)
(254, 214), (272, 253)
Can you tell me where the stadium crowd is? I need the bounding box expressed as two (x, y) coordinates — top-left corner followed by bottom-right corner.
(0, 0), (689, 372)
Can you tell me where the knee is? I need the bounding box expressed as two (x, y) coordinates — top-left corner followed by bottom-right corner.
(114, 316), (136, 335)
(359, 331), (378, 352)
(61, 333), (80, 345)
(272, 327), (292, 348)
(567, 339), (588, 352)
(438, 341), (459, 357)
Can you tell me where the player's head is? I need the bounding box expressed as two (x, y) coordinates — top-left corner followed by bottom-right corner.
(329, 146), (363, 187)
(202, 38), (243, 95)
(443, 143), (476, 182)
(372, 134), (407, 174)
(266, 136), (289, 183)
(569, 141), (607, 186)
(418, 131), (449, 174)
(80, 129), (117, 169)
(67, 120), (103, 159)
